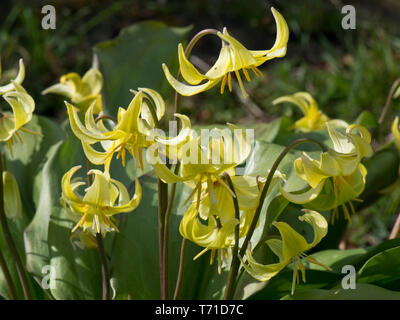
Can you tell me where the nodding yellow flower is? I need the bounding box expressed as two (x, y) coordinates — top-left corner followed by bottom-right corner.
(0, 75), (38, 157)
(273, 92), (348, 132)
(43, 66), (103, 113)
(153, 125), (252, 206)
(66, 88), (175, 170)
(2, 171), (23, 219)
(279, 124), (372, 223)
(180, 173), (284, 274)
(240, 209), (331, 295)
(61, 165), (142, 235)
(162, 7), (288, 99)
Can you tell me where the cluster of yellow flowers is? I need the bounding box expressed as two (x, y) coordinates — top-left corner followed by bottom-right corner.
(39, 7), (376, 294)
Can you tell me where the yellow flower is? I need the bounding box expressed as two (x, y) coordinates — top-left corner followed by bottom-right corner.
(43, 67), (103, 113)
(162, 7), (289, 99)
(0, 80), (36, 157)
(240, 209), (330, 295)
(153, 126), (252, 203)
(61, 165), (142, 235)
(2, 171), (23, 219)
(279, 124), (372, 223)
(180, 173), (283, 273)
(66, 88), (176, 170)
(273, 92), (348, 132)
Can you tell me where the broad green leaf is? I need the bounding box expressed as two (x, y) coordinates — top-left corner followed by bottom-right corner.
(353, 110), (378, 128)
(305, 248), (368, 272)
(23, 120), (151, 299)
(358, 246), (400, 290)
(109, 175), (227, 300)
(360, 145), (400, 208)
(1, 115), (65, 217)
(248, 269), (341, 300)
(282, 283), (400, 300)
(94, 21), (191, 116)
(24, 138), (103, 299)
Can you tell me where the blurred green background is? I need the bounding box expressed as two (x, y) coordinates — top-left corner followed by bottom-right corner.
(1, 0), (399, 247)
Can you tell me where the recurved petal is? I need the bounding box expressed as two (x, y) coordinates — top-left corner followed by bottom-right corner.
(138, 87), (166, 121)
(117, 91), (142, 133)
(298, 153), (329, 188)
(278, 180), (324, 204)
(82, 68), (103, 95)
(298, 209), (328, 248)
(272, 95), (309, 114)
(177, 43), (207, 85)
(66, 101), (106, 144)
(61, 166), (84, 204)
(0, 59), (26, 95)
(3, 88), (34, 132)
(42, 83), (73, 97)
(273, 220), (309, 261)
(109, 178), (142, 214)
(250, 7), (289, 65)
(216, 28), (257, 72)
(162, 63), (219, 96)
(83, 170), (111, 206)
(153, 162), (189, 183)
(155, 113), (192, 146)
(240, 248), (286, 282)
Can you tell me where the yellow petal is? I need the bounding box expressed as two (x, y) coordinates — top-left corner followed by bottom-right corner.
(162, 63), (219, 96)
(0, 59), (26, 95)
(250, 7), (289, 65)
(177, 43), (207, 85)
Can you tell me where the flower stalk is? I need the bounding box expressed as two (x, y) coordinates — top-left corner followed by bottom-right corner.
(87, 161), (110, 300)
(223, 173), (240, 300)
(220, 139), (325, 298)
(0, 248), (17, 299)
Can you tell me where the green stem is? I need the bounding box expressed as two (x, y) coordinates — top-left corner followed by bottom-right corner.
(239, 138), (325, 258)
(162, 163), (180, 300)
(223, 173), (240, 300)
(158, 179), (168, 299)
(378, 77), (400, 125)
(87, 160), (109, 300)
(95, 233), (109, 300)
(222, 139), (325, 299)
(173, 238), (187, 300)
(159, 28), (218, 299)
(0, 153), (31, 300)
(0, 248), (17, 299)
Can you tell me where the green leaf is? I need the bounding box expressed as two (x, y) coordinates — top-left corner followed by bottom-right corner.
(2, 115), (65, 217)
(282, 283), (400, 300)
(94, 21), (192, 116)
(109, 175), (227, 300)
(358, 246), (400, 290)
(24, 138), (103, 299)
(353, 110), (378, 128)
(361, 145), (400, 208)
(23, 121), (152, 299)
